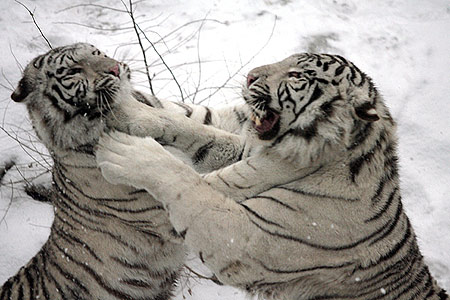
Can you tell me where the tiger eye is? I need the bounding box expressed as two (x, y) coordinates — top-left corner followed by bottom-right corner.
(66, 68), (83, 75)
(288, 71), (302, 78)
(56, 67), (67, 75)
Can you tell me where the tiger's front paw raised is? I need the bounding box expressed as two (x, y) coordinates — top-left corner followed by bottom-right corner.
(96, 131), (191, 195)
(96, 131), (162, 189)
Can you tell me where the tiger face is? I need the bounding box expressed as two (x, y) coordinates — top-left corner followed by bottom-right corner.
(12, 43), (130, 119)
(243, 53), (385, 163)
(244, 53), (383, 141)
(11, 43), (131, 150)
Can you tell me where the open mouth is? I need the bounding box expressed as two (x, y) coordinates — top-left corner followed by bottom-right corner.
(250, 109), (281, 140)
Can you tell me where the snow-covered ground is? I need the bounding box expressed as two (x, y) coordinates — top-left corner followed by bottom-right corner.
(0, 0), (449, 298)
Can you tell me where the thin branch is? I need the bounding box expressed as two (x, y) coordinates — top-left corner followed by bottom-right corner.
(154, 19), (227, 46)
(0, 126), (51, 171)
(13, 164), (33, 188)
(56, 3), (128, 14)
(121, 0), (155, 95)
(122, 0), (186, 101)
(9, 44), (23, 73)
(138, 24), (186, 101)
(1, 68), (15, 91)
(52, 21), (134, 32)
(191, 13), (209, 104)
(2, 169), (50, 187)
(1, 97), (13, 129)
(14, 0), (52, 49)
(198, 15), (278, 104)
(132, 59), (220, 83)
(28, 223), (51, 228)
(113, 17), (225, 73)
(0, 180), (14, 227)
(56, 1), (151, 19)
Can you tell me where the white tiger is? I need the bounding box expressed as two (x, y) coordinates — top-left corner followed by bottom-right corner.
(0, 43), (249, 300)
(96, 53), (448, 300)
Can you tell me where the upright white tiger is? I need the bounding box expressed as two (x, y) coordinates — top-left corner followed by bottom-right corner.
(0, 43), (249, 300)
(96, 53), (448, 300)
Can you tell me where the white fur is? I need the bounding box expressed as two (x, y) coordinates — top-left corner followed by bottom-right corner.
(97, 53), (447, 299)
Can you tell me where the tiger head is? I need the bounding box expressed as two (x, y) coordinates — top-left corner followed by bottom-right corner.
(11, 43), (131, 152)
(243, 53), (393, 165)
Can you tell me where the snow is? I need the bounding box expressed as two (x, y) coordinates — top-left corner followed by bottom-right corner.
(1, 0), (449, 298)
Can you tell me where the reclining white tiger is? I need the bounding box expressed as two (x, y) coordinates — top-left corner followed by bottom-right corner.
(96, 53), (449, 300)
(0, 43), (250, 300)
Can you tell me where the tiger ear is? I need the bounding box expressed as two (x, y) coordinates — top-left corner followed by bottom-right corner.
(354, 103), (380, 122)
(11, 77), (32, 103)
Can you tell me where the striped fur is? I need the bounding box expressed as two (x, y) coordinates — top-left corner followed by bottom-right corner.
(1, 43), (245, 300)
(96, 53), (448, 300)
(105, 90), (249, 174)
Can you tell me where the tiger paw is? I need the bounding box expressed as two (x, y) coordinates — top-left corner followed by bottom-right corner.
(95, 131), (186, 193)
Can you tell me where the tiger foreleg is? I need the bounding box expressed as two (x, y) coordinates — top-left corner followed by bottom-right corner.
(107, 97), (245, 173)
(95, 131), (276, 284)
(96, 131), (314, 202)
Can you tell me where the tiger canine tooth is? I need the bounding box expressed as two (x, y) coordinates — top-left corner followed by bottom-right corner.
(251, 114), (262, 126)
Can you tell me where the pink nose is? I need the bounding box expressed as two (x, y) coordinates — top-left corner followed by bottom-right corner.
(109, 64), (120, 77)
(247, 74), (258, 87)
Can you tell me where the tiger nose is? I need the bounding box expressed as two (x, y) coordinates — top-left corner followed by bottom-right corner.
(108, 64), (120, 77)
(247, 74), (258, 87)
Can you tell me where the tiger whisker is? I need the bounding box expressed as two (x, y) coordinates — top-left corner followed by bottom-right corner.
(103, 89), (118, 121)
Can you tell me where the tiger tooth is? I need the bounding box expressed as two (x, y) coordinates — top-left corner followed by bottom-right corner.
(251, 114), (262, 126)
(366, 108), (377, 116)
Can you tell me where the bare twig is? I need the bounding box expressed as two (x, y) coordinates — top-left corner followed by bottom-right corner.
(0, 127), (52, 171)
(153, 19), (226, 46)
(56, 3), (128, 14)
(138, 26), (186, 101)
(1, 99), (14, 129)
(52, 21), (133, 32)
(197, 15), (278, 104)
(122, 0), (186, 101)
(0, 180), (14, 227)
(13, 165), (33, 188)
(1, 69), (15, 91)
(121, 0), (155, 95)
(2, 169), (50, 187)
(191, 13), (209, 104)
(14, 0), (52, 49)
(28, 223), (51, 228)
(9, 45), (24, 74)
